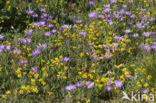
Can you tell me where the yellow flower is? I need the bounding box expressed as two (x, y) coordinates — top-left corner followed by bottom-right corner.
(2, 95), (7, 99)
(86, 99), (90, 103)
(19, 90), (23, 94)
(144, 83), (149, 87)
(31, 79), (36, 83)
(48, 92), (52, 95)
(147, 75), (152, 80)
(63, 76), (67, 79)
(6, 90), (11, 94)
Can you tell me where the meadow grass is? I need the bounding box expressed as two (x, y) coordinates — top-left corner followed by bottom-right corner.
(0, 0), (156, 103)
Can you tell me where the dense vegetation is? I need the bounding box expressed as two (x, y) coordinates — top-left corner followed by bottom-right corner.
(0, 0), (156, 102)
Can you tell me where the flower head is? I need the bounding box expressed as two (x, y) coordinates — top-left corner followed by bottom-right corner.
(114, 80), (124, 88)
(60, 57), (69, 62)
(12, 49), (20, 55)
(85, 81), (94, 88)
(88, 12), (97, 19)
(26, 29), (33, 36)
(88, 1), (95, 5)
(31, 66), (38, 74)
(106, 86), (112, 91)
(124, 29), (131, 34)
(20, 59), (28, 65)
(37, 43), (47, 50)
(32, 49), (40, 56)
(26, 10), (34, 15)
(0, 34), (4, 40)
(75, 82), (83, 87)
(110, 0), (117, 3)
(43, 32), (52, 37)
(65, 84), (76, 91)
(142, 89), (149, 94)
(39, 8), (46, 12)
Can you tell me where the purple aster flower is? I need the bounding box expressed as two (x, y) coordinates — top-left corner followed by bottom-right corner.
(103, 52), (112, 59)
(119, 9), (125, 14)
(114, 80), (124, 88)
(120, 17), (125, 21)
(140, 8), (146, 12)
(39, 8), (46, 12)
(37, 43), (47, 50)
(102, 8), (112, 14)
(142, 32), (151, 37)
(144, 45), (151, 52)
(86, 50), (91, 54)
(0, 35), (4, 40)
(88, 1), (95, 5)
(26, 10), (34, 15)
(113, 36), (119, 40)
(51, 46), (54, 50)
(136, 22), (145, 29)
(128, 0), (133, 3)
(26, 29), (33, 36)
(88, 12), (97, 19)
(92, 55), (101, 60)
(106, 86), (112, 91)
(72, 16), (76, 19)
(32, 22), (41, 28)
(152, 45), (156, 50)
(5, 45), (11, 50)
(42, 13), (48, 18)
(142, 89), (149, 94)
(32, 13), (38, 18)
(148, 17), (155, 22)
(43, 31), (52, 37)
(0, 44), (4, 49)
(140, 43), (151, 52)
(98, 15), (104, 19)
(122, 5), (127, 8)
(75, 20), (82, 24)
(12, 49), (20, 55)
(106, 78), (113, 85)
(130, 14), (136, 19)
(110, 0), (117, 3)
(125, 74), (132, 78)
(114, 14), (120, 19)
(85, 81), (94, 88)
(39, 21), (46, 26)
(66, 39), (70, 46)
(31, 66), (38, 74)
(78, 41), (82, 45)
(50, 30), (57, 34)
(104, 4), (110, 8)
(124, 11), (131, 15)
(61, 13), (66, 17)
(0, 44), (4, 52)
(32, 49), (40, 56)
(65, 84), (76, 91)
(60, 57), (69, 62)
(20, 59), (28, 65)
(62, 25), (72, 29)
(88, 42), (94, 46)
(75, 82), (83, 87)
(79, 31), (87, 36)
(133, 33), (139, 37)
(124, 29), (131, 34)
(48, 15), (53, 19)
(66, 95), (70, 99)
(21, 38), (32, 44)
(59, 28), (63, 31)
(47, 23), (54, 28)
(108, 20), (114, 25)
